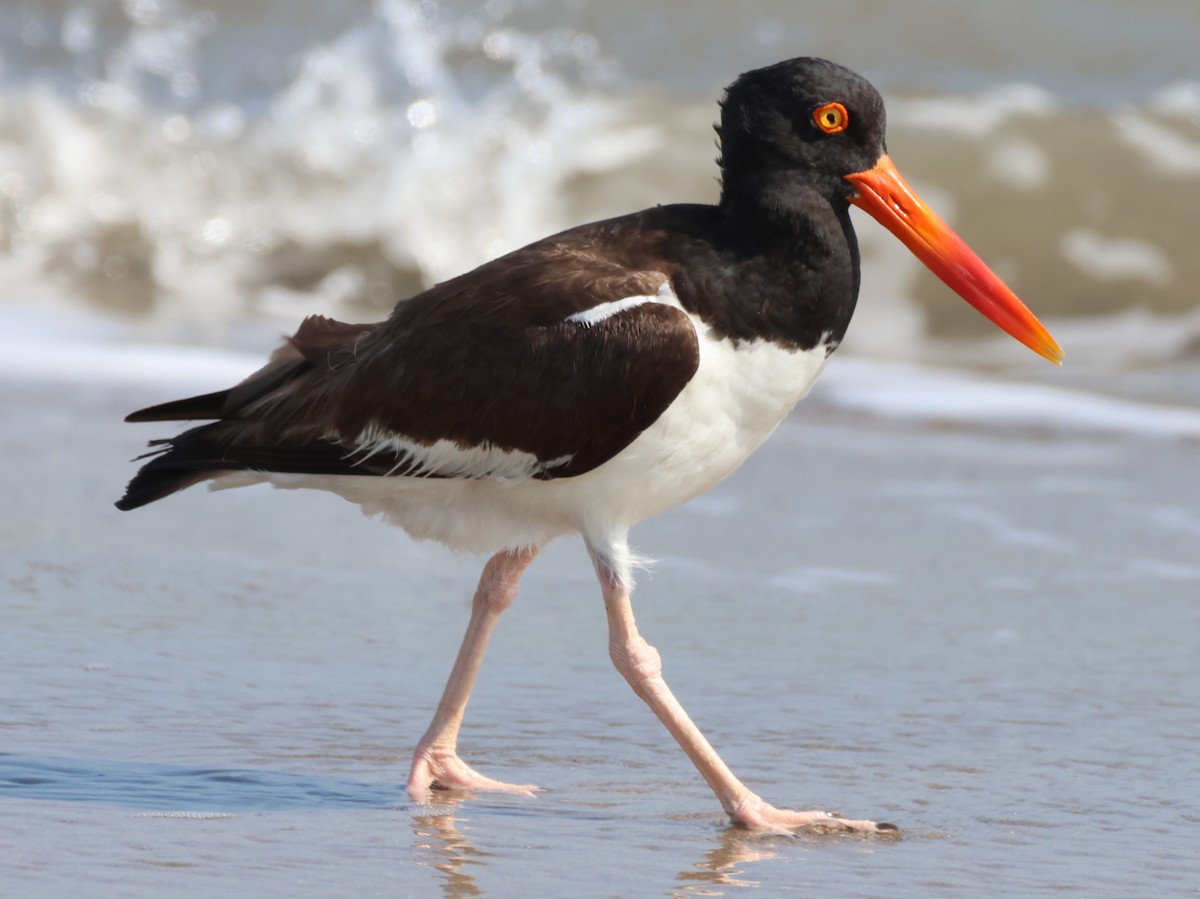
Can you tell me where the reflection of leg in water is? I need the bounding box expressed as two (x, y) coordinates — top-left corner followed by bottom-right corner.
(411, 810), (490, 899)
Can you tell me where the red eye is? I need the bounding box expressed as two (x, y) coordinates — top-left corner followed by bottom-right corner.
(813, 102), (850, 134)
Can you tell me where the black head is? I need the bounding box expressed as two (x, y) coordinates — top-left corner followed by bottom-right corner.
(709, 57), (1064, 365)
(717, 57), (887, 204)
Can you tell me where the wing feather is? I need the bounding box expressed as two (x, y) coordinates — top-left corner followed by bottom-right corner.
(118, 224), (701, 510)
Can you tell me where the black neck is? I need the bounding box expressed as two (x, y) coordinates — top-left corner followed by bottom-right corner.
(666, 175), (861, 351)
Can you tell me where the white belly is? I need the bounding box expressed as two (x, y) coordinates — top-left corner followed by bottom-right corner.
(244, 324), (831, 559)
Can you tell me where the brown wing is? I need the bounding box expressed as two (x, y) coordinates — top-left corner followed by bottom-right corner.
(117, 229), (700, 509)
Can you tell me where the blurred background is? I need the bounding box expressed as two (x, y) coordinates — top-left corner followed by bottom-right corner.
(1, 0), (1198, 400)
(4, 8), (1199, 893)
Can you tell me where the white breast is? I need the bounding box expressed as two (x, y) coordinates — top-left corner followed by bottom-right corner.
(561, 313), (832, 528)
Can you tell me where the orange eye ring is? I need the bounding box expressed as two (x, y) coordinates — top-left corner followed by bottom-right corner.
(813, 102), (850, 134)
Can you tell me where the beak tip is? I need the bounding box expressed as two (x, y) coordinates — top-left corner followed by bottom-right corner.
(1042, 340), (1065, 366)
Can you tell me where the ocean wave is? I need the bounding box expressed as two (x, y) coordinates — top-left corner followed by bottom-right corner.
(0, 0), (1197, 367)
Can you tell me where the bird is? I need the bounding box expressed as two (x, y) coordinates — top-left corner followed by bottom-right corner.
(117, 56), (1062, 835)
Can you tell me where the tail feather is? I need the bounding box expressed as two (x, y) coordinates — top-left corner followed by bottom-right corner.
(115, 424), (240, 511)
(124, 356), (312, 423)
(114, 467), (210, 511)
(124, 390), (229, 423)
(117, 314), (377, 511)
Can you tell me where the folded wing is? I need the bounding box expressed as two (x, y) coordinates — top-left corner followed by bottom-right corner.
(116, 253), (700, 511)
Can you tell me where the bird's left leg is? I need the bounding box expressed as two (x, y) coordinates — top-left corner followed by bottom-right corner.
(597, 564), (891, 835)
(407, 547), (539, 801)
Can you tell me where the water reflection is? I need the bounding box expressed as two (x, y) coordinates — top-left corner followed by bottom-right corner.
(410, 800), (495, 899)
(674, 827), (775, 895)
(406, 796), (787, 899)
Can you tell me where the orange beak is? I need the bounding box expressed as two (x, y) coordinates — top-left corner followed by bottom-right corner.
(846, 154), (1063, 365)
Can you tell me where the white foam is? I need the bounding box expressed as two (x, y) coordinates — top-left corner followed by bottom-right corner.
(1148, 81), (1200, 121)
(1114, 108), (1200, 177)
(985, 136), (1051, 191)
(814, 359), (1200, 439)
(0, 0), (637, 320)
(890, 84), (1057, 138)
(1059, 228), (1174, 286)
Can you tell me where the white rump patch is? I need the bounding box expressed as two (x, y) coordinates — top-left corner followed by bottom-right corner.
(346, 425), (572, 483)
(565, 280), (678, 327)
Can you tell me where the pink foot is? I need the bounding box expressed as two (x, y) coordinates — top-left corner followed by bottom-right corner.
(406, 748), (539, 802)
(730, 796), (899, 836)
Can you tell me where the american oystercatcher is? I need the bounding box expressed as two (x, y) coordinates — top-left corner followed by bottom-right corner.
(117, 57), (1062, 834)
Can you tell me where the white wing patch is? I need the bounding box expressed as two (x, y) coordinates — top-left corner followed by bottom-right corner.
(565, 280), (679, 327)
(346, 425), (573, 483)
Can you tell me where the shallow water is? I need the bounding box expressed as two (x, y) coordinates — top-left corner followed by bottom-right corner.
(3, 371), (1198, 897)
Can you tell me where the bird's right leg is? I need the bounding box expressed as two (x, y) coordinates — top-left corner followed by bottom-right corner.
(406, 547), (539, 800)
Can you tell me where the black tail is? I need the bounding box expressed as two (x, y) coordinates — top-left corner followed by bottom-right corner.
(116, 354), (312, 511)
(116, 315), (379, 511)
(123, 390), (229, 423)
(115, 424), (241, 511)
(122, 356), (309, 424)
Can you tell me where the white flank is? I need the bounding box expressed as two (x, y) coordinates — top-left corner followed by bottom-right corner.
(346, 426), (574, 482)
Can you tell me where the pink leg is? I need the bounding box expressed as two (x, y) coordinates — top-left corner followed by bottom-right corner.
(600, 571), (896, 835)
(407, 548), (539, 801)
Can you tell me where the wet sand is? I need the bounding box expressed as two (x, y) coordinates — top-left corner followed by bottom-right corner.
(2, 371), (1199, 897)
